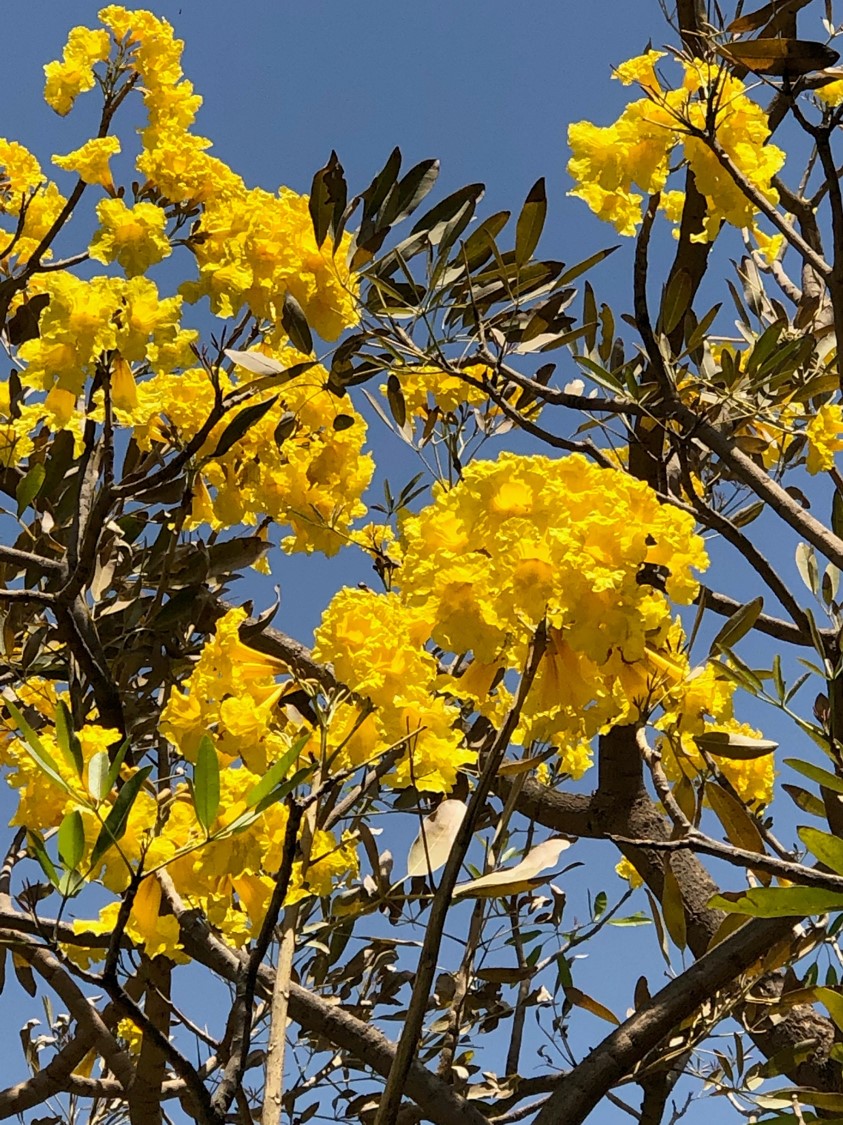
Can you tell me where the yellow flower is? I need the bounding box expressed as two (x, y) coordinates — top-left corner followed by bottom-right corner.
(43, 26), (111, 115)
(613, 49), (665, 94)
(89, 197), (171, 276)
(615, 856), (644, 888)
(0, 140), (44, 197)
(806, 403), (843, 474)
(568, 55), (785, 244)
(53, 136), (121, 189)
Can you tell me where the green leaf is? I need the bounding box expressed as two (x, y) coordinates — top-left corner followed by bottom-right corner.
(54, 701), (83, 779)
(798, 826), (843, 875)
(661, 268), (692, 336)
(710, 596), (764, 654)
(608, 913), (651, 927)
(57, 810), (84, 871)
(16, 463), (45, 516)
(87, 750), (111, 802)
(105, 740), (130, 795)
(211, 395), (279, 459)
(27, 831), (59, 888)
(57, 869), (84, 898)
(783, 783), (826, 818)
(557, 245), (618, 287)
(796, 541), (820, 597)
(193, 735), (220, 833)
(515, 177), (546, 266)
(710, 885), (843, 917)
(245, 734), (311, 810)
(5, 701), (69, 793)
(785, 758), (843, 795)
(90, 766), (152, 869)
(281, 291), (313, 355)
(693, 730), (778, 759)
(817, 986), (843, 1032)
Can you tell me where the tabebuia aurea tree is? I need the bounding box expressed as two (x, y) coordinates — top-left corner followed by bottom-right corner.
(9, 2), (843, 1122)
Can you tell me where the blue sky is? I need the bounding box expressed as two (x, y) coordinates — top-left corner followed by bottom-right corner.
(0, 4), (825, 1121)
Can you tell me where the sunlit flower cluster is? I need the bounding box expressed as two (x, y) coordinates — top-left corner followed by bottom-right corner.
(313, 588), (474, 791)
(390, 362), (492, 416)
(568, 52), (785, 256)
(180, 186), (358, 342)
(806, 402), (843, 475)
(395, 452), (708, 773)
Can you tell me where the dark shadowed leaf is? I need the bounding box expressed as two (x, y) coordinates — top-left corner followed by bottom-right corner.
(309, 150), (347, 249)
(386, 374), (406, 429)
(281, 292), (313, 355)
(710, 596), (764, 654)
(515, 177), (546, 265)
(90, 766), (152, 868)
(719, 38), (839, 76)
(211, 395), (279, 459)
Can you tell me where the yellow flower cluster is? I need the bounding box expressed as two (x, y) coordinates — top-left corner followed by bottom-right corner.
(18, 273), (196, 397)
(180, 186), (358, 342)
(89, 197), (171, 276)
(44, 9), (358, 341)
(162, 606), (291, 772)
(0, 683), (119, 831)
(0, 621), (361, 961)
(806, 403), (843, 475)
(568, 52), (785, 255)
(390, 363), (491, 417)
(0, 140), (67, 264)
(396, 452), (707, 773)
(631, 628), (775, 805)
(122, 352), (374, 552)
(313, 588), (474, 791)
(53, 137), (121, 189)
(43, 26), (111, 116)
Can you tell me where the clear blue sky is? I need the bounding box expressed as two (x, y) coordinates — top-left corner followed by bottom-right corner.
(0, 5), (819, 1121)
